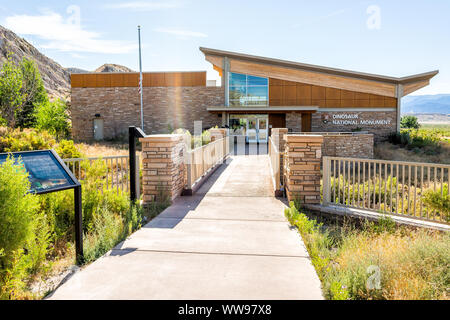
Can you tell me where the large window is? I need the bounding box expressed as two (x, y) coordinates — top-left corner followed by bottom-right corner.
(229, 72), (268, 106)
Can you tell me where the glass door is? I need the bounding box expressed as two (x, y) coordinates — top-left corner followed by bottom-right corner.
(257, 118), (268, 143)
(247, 118), (258, 143)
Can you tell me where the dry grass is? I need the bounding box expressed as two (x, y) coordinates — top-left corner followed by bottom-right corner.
(75, 141), (130, 158)
(285, 203), (450, 300)
(375, 141), (450, 164)
(334, 229), (450, 300)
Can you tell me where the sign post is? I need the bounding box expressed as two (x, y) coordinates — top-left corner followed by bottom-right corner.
(0, 150), (84, 264)
(129, 126), (146, 203)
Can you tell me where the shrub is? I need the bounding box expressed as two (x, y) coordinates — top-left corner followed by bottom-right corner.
(55, 140), (83, 159)
(422, 184), (449, 222)
(34, 99), (70, 139)
(0, 157), (45, 299)
(401, 116), (421, 129)
(0, 128), (56, 153)
(387, 129), (441, 154)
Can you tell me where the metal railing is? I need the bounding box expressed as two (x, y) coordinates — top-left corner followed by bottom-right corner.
(268, 136), (281, 191)
(322, 156), (450, 223)
(63, 155), (140, 196)
(185, 137), (229, 189)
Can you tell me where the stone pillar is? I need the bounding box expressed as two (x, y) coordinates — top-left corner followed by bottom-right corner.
(139, 134), (186, 204)
(285, 135), (323, 205)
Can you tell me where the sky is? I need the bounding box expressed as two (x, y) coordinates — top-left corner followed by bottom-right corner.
(1, 0), (449, 95)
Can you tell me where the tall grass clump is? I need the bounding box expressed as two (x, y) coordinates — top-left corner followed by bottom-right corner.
(285, 201), (450, 300)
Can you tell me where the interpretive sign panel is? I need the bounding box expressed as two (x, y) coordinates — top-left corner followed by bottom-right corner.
(0, 150), (78, 194)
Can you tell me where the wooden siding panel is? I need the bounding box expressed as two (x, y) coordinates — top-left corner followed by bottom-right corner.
(355, 99), (370, 107)
(341, 99), (355, 108)
(384, 97), (397, 108)
(283, 85), (297, 101)
(341, 90), (355, 100)
(268, 76), (397, 109)
(229, 58), (397, 97)
(96, 74), (111, 87)
(326, 87), (341, 100)
(70, 74), (85, 87)
(311, 86), (326, 100)
(70, 72), (206, 88)
(110, 73), (125, 87)
(297, 84), (312, 100)
(312, 99), (326, 107)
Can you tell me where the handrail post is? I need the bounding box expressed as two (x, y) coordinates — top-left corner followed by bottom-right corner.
(323, 156), (331, 205)
(129, 126), (145, 203)
(135, 155), (140, 201)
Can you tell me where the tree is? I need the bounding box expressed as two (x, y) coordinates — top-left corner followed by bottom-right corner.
(34, 99), (70, 138)
(0, 54), (23, 128)
(400, 115), (421, 129)
(16, 58), (48, 128)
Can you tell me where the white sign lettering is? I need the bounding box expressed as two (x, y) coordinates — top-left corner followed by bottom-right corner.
(323, 114), (391, 126)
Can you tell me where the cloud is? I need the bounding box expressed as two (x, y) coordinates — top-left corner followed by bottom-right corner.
(4, 12), (137, 54)
(154, 27), (207, 38)
(105, 1), (181, 11)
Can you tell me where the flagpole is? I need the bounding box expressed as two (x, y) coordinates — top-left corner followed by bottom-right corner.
(138, 25), (144, 131)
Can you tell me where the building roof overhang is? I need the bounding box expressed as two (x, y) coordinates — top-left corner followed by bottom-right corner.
(207, 106), (319, 113)
(200, 47), (439, 97)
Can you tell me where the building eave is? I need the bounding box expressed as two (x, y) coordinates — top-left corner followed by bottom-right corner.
(200, 47), (439, 86)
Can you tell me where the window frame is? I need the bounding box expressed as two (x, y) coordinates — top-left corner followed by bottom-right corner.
(228, 72), (269, 107)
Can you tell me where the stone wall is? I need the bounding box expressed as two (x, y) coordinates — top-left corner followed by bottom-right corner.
(311, 110), (397, 141)
(71, 86), (225, 140)
(284, 135), (323, 204)
(286, 112), (302, 132)
(139, 134), (186, 203)
(322, 134), (374, 159)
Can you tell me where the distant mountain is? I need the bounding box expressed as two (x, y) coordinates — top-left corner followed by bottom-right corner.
(66, 67), (89, 74)
(94, 64), (134, 73)
(402, 94), (450, 114)
(0, 25), (70, 99)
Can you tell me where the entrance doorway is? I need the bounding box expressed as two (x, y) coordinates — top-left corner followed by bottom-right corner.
(229, 114), (268, 144)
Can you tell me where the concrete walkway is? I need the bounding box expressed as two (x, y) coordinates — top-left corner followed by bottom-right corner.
(49, 155), (323, 300)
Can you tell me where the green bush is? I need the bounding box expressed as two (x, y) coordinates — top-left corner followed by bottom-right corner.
(422, 184), (449, 222)
(401, 116), (421, 129)
(387, 129), (441, 154)
(34, 99), (70, 139)
(0, 128), (56, 153)
(0, 157), (48, 299)
(55, 140), (83, 159)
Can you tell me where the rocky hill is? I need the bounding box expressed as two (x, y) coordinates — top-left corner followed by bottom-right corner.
(0, 25), (70, 99)
(0, 25), (134, 100)
(94, 64), (134, 73)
